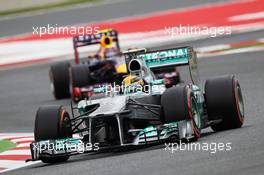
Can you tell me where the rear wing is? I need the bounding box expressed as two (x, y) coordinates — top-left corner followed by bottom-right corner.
(73, 29), (120, 63)
(124, 46), (200, 86)
(138, 47), (191, 69)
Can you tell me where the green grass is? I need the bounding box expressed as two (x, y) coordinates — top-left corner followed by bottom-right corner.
(0, 140), (16, 153)
(0, 0), (99, 16)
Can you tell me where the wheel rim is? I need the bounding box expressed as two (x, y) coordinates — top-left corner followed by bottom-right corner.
(60, 108), (72, 138)
(236, 84), (244, 118)
(49, 70), (55, 95)
(191, 96), (201, 129)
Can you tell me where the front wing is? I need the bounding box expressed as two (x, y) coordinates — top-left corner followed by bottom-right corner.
(27, 120), (195, 162)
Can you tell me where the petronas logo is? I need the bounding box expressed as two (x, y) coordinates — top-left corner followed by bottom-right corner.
(140, 48), (187, 60)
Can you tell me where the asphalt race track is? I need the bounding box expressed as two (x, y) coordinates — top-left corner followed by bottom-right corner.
(1, 0), (264, 175)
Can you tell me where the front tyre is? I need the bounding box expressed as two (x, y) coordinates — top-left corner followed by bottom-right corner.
(161, 85), (201, 140)
(205, 75), (244, 131)
(34, 105), (72, 163)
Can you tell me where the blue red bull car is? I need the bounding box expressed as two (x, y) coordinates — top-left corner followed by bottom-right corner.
(49, 29), (127, 102)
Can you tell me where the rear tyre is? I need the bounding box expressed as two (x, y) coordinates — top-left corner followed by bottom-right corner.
(70, 64), (90, 87)
(161, 85), (201, 140)
(49, 62), (70, 99)
(34, 105), (72, 163)
(70, 64), (90, 101)
(205, 75), (244, 131)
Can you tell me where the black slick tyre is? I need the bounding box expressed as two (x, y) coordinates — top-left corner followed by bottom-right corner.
(205, 75), (244, 131)
(49, 62), (70, 99)
(34, 105), (72, 163)
(161, 85), (201, 140)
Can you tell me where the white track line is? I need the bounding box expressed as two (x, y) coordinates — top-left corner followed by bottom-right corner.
(0, 133), (33, 137)
(0, 160), (30, 169)
(11, 138), (34, 142)
(257, 38), (264, 42)
(229, 11), (264, 21)
(0, 150), (31, 156)
(197, 44), (231, 53)
(197, 45), (264, 58)
(0, 135), (33, 140)
(16, 143), (31, 148)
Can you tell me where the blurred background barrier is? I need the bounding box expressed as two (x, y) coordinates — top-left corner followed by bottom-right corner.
(0, 0), (96, 16)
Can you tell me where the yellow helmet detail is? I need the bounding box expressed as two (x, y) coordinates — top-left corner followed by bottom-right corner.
(122, 75), (144, 87)
(115, 63), (127, 73)
(100, 35), (113, 48)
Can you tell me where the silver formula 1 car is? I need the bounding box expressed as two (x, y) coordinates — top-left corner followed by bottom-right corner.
(27, 46), (244, 163)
